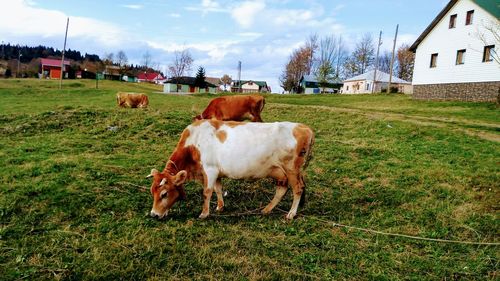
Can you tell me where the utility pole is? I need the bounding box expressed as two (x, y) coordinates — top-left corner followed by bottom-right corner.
(388, 24), (399, 93)
(17, 49), (22, 78)
(237, 61), (241, 93)
(59, 17), (69, 89)
(372, 31), (382, 94)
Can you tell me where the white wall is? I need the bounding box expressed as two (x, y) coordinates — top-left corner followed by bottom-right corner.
(413, 0), (500, 85)
(342, 80), (371, 94)
(242, 82), (260, 91)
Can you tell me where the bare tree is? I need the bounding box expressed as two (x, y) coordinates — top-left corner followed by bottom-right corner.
(104, 52), (114, 65)
(305, 34), (319, 75)
(314, 35), (348, 92)
(475, 19), (500, 64)
(346, 33), (375, 77)
(397, 44), (415, 82)
(315, 36), (336, 93)
(168, 49), (193, 79)
(378, 51), (393, 74)
(221, 74), (232, 91)
(116, 50), (128, 80)
(142, 51), (152, 70)
(280, 38), (317, 93)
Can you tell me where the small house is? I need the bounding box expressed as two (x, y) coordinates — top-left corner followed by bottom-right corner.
(342, 70), (412, 94)
(231, 80), (270, 93)
(41, 58), (70, 79)
(300, 75), (343, 94)
(138, 72), (166, 84)
(163, 76), (217, 93)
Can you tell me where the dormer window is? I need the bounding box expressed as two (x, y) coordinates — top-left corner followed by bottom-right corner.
(466, 10), (474, 25)
(449, 14), (457, 28)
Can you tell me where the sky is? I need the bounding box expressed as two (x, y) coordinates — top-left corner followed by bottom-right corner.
(0, 0), (449, 92)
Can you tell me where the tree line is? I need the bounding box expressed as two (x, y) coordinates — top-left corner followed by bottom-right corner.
(280, 33), (415, 93)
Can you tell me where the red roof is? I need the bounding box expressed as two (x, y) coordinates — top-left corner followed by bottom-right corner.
(137, 72), (164, 80)
(41, 58), (70, 67)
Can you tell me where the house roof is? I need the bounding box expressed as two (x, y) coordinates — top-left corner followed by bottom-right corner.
(410, 0), (500, 52)
(165, 76), (217, 87)
(233, 80), (268, 87)
(205, 77), (222, 86)
(343, 70), (410, 84)
(300, 75), (343, 84)
(137, 72), (164, 80)
(40, 58), (70, 67)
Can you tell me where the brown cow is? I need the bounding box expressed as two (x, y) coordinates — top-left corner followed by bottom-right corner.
(194, 95), (265, 122)
(116, 92), (149, 108)
(147, 119), (314, 220)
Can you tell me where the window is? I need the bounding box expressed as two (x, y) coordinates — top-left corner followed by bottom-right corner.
(346, 85), (349, 91)
(466, 10), (474, 25)
(456, 49), (466, 65)
(430, 53), (438, 68)
(449, 14), (457, 28)
(483, 45), (495, 62)
(365, 83), (370, 91)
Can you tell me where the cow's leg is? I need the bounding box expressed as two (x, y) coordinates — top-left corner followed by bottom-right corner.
(214, 179), (224, 212)
(200, 168), (218, 219)
(286, 172), (305, 220)
(262, 180), (288, 215)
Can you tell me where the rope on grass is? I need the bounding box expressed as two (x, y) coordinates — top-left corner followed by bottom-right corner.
(309, 216), (500, 246)
(209, 208), (500, 246)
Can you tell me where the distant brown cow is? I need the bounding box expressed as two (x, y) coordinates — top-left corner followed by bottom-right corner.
(194, 95), (265, 122)
(116, 92), (149, 108)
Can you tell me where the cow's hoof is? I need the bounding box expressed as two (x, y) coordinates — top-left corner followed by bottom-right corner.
(199, 213), (209, 219)
(285, 212), (295, 220)
(216, 206), (224, 212)
(261, 208), (271, 215)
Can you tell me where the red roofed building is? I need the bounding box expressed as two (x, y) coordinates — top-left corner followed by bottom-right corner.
(137, 72), (166, 84)
(41, 58), (70, 79)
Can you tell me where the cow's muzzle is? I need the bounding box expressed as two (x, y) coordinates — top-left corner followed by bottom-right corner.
(150, 210), (168, 219)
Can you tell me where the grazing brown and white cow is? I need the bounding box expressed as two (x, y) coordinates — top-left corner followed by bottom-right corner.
(147, 119), (314, 220)
(116, 92), (149, 108)
(194, 95), (265, 122)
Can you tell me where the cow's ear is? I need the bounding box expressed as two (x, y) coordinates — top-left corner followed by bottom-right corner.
(146, 169), (159, 178)
(174, 170), (187, 185)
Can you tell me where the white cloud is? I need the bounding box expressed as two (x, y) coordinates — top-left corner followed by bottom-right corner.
(121, 4), (143, 10)
(273, 9), (314, 26)
(0, 0), (128, 48)
(202, 0), (219, 9)
(169, 13), (181, 18)
(186, 0), (227, 14)
(231, 1), (266, 28)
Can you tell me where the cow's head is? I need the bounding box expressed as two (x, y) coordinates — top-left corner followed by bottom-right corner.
(147, 168), (187, 219)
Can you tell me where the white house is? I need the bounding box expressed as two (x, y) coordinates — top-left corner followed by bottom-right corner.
(342, 70), (412, 94)
(410, 0), (500, 101)
(231, 80), (270, 93)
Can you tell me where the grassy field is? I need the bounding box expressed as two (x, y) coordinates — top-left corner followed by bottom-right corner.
(0, 79), (498, 280)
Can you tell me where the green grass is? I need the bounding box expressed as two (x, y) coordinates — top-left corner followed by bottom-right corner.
(1, 79), (499, 280)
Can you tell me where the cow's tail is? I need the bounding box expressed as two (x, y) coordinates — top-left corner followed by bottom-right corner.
(299, 130), (314, 208)
(299, 174), (306, 208)
(303, 130), (314, 170)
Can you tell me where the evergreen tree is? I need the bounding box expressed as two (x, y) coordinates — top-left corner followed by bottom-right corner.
(195, 66), (206, 89)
